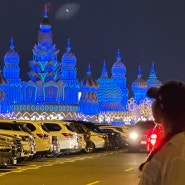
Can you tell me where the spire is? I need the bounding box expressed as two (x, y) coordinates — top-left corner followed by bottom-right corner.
(101, 60), (108, 78)
(116, 49), (121, 60)
(40, 4), (51, 29)
(67, 38), (71, 51)
(138, 65), (142, 78)
(10, 37), (15, 49)
(44, 4), (48, 18)
(150, 61), (156, 75)
(147, 61), (162, 88)
(87, 63), (92, 75)
(38, 4), (52, 45)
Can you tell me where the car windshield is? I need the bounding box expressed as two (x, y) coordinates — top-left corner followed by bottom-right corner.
(65, 124), (75, 132)
(17, 124), (32, 134)
(13, 121), (35, 134)
(41, 124), (50, 133)
(42, 123), (61, 131)
(0, 123), (22, 131)
(80, 123), (99, 133)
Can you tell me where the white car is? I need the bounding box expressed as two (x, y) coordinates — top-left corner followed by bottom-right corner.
(41, 121), (82, 155)
(65, 121), (108, 152)
(64, 121), (91, 152)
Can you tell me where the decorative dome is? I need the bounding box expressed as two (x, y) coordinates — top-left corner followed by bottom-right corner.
(61, 39), (77, 67)
(111, 49), (126, 76)
(4, 37), (20, 65)
(80, 63), (99, 88)
(132, 66), (147, 90)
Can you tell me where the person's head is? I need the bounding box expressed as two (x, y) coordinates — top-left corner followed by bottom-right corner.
(139, 81), (185, 171)
(147, 80), (185, 133)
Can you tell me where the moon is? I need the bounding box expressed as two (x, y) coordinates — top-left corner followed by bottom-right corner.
(55, 3), (80, 20)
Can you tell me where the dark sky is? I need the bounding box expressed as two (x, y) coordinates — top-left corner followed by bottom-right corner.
(0, 0), (185, 90)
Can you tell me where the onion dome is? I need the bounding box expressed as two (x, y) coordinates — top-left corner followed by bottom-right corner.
(132, 65), (147, 90)
(40, 4), (51, 32)
(4, 37), (20, 65)
(147, 61), (162, 88)
(0, 70), (7, 85)
(80, 63), (99, 88)
(111, 49), (126, 76)
(61, 39), (77, 67)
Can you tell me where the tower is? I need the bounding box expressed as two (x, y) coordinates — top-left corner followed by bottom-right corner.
(132, 65), (147, 104)
(61, 39), (79, 104)
(79, 63), (99, 115)
(3, 37), (22, 104)
(28, 4), (60, 83)
(97, 60), (124, 111)
(27, 5), (63, 104)
(111, 49), (129, 107)
(147, 61), (162, 89)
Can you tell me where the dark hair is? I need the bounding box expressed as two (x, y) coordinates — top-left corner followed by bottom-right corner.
(147, 81), (185, 119)
(139, 102), (185, 171)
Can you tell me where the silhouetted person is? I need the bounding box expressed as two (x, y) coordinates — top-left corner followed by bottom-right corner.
(138, 80), (185, 185)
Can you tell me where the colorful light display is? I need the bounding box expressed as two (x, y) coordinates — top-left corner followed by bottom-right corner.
(0, 5), (162, 124)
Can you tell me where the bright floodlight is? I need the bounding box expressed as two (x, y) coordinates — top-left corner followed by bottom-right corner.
(130, 132), (138, 140)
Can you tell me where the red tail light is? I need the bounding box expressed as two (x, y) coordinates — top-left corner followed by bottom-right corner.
(150, 134), (157, 146)
(62, 133), (73, 138)
(36, 134), (49, 139)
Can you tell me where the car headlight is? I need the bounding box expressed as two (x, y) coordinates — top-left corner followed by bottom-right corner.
(129, 132), (138, 140)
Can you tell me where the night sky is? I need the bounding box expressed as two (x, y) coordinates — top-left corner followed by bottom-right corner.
(0, 0), (185, 91)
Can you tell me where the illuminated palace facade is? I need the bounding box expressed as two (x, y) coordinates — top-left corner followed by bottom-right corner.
(0, 8), (162, 124)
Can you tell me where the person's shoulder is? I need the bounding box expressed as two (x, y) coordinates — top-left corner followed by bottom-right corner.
(169, 131), (185, 146)
(155, 132), (185, 161)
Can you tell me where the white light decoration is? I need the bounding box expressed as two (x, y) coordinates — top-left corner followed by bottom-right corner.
(125, 97), (153, 123)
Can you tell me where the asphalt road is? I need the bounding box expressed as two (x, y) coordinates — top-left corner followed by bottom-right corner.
(0, 150), (146, 185)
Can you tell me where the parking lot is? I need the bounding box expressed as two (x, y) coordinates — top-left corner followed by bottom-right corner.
(0, 149), (146, 185)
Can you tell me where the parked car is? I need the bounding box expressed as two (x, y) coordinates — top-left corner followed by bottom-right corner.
(0, 120), (36, 160)
(100, 124), (129, 137)
(41, 120), (82, 156)
(126, 120), (156, 152)
(94, 124), (123, 149)
(0, 139), (14, 167)
(97, 124), (128, 149)
(0, 133), (23, 165)
(66, 120), (122, 150)
(65, 121), (108, 153)
(14, 120), (58, 158)
(13, 122), (36, 157)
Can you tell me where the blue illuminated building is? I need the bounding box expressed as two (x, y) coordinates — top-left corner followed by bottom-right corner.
(97, 60), (124, 112)
(0, 7), (161, 121)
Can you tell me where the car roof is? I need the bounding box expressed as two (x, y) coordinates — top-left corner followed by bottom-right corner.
(130, 121), (155, 130)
